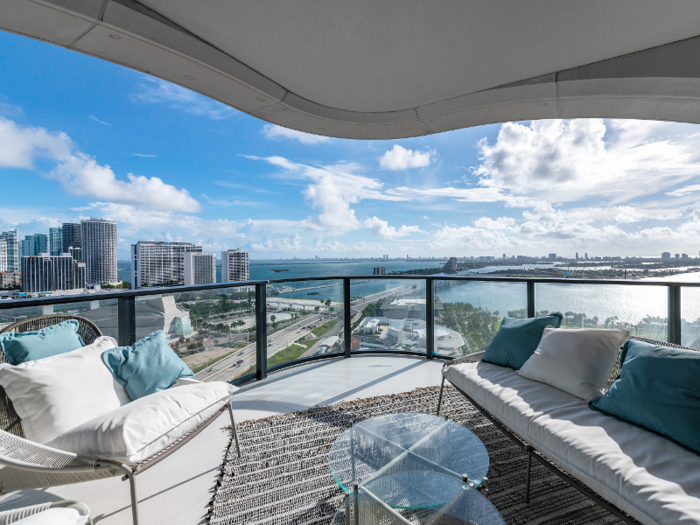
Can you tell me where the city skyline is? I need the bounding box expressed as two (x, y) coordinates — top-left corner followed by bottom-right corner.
(4, 32), (700, 260)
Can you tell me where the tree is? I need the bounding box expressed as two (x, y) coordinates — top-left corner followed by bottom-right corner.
(314, 306), (320, 313)
(325, 299), (332, 307)
(271, 315), (277, 323)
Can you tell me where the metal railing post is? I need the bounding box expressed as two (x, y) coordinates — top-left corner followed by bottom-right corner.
(344, 278), (352, 357)
(527, 281), (536, 318)
(117, 296), (135, 346)
(426, 278), (435, 359)
(255, 283), (268, 380)
(668, 285), (681, 345)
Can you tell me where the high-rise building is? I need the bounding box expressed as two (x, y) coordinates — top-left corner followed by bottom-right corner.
(69, 247), (82, 263)
(548, 253), (557, 260)
(81, 218), (118, 285)
(49, 227), (63, 256)
(576, 252), (579, 260)
(131, 241), (202, 288)
(661, 252), (671, 260)
(62, 223), (81, 253)
(0, 229), (19, 272)
(21, 234), (48, 257)
(442, 257), (458, 274)
(373, 266), (386, 275)
(21, 254), (86, 293)
(0, 238), (6, 273)
(184, 252), (216, 286)
(222, 249), (249, 282)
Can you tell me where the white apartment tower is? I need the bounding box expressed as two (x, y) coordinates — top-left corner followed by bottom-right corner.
(184, 252), (216, 286)
(131, 241), (202, 289)
(81, 218), (118, 285)
(0, 230), (19, 272)
(222, 249), (249, 282)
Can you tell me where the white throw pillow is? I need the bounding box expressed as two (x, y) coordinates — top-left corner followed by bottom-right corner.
(517, 327), (629, 401)
(0, 336), (130, 444)
(47, 381), (237, 464)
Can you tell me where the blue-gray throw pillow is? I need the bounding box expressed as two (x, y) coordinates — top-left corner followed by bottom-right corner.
(481, 313), (563, 369)
(589, 339), (700, 456)
(0, 320), (84, 365)
(102, 330), (194, 400)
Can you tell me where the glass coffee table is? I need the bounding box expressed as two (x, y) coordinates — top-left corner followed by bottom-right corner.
(329, 413), (505, 524)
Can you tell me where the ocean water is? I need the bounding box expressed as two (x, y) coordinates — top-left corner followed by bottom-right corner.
(117, 260), (700, 327)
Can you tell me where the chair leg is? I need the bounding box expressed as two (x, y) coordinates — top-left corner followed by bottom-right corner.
(228, 403), (242, 458)
(436, 376), (446, 416)
(525, 444), (533, 504)
(101, 459), (139, 525)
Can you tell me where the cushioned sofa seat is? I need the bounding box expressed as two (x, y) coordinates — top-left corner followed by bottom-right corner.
(444, 361), (700, 525)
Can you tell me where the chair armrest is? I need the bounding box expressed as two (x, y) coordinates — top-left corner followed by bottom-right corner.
(442, 349), (485, 373)
(0, 430), (101, 473)
(170, 378), (201, 388)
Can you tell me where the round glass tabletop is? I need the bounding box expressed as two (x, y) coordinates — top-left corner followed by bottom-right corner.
(331, 479), (505, 525)
(329, 413), (489, 509)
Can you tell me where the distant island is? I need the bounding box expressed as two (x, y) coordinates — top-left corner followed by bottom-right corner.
(270, 269), (290, 273)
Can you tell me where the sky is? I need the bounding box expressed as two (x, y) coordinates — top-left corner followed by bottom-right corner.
(3, 31), (700, 260)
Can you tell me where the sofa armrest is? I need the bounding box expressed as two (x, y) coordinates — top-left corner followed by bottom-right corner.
(442, 349), (485, 374)
(170, 378), (201, 388)
(0, 430), (103, 473)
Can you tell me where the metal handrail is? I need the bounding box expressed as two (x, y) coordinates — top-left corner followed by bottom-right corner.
(0, 274), (692, 384)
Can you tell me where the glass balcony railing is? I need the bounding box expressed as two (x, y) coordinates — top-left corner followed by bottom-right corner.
(0, 275), (695, 384)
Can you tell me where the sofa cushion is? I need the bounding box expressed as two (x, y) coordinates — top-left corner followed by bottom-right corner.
(102, 330), (194, 400)
(13, 503), (90, 525)
(46, 381), (237, 464)
(0, 320), (84, 365)
(444, 361), (700, 525)
(481, 314), (563, 369)
(517, 327), (629, 401)
(590, 339), (700, 455)
(0, 337), (130, 444)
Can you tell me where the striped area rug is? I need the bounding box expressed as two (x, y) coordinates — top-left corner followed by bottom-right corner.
(209, 386), (626, 525)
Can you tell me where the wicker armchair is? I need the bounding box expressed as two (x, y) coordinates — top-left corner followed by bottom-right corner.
(0, 314), (242, 525)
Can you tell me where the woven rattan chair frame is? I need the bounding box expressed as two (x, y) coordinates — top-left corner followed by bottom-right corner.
(0, 315), (103, 439)
(0, 316), (243, 525)
(0, 499), (92, 525)
(437, 336), (700, 525)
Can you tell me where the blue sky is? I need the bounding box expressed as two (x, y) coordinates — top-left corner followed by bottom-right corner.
(3, 30), (700, 260)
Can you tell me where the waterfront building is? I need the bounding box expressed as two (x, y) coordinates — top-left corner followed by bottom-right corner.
(184, 252), (216, 286)
(373, 266), (386, 275)
(131, 241), (202, 289)
(662, 252), (671, 260)
(0, 230), (19, 273)
(81, 218), (118, 285)
(62, 223), (81, 253)
(21, 234), (48, 257)
(548, 253), (557, 260)
(0, 239), (5, 273)
(49, 227), (63, 256)
(69, 247), (82, 263)
(442, 257), (458, 274)
(0, 272), (21, 289)
(222, 249), (249, 282)
(20, 254), (86, 293)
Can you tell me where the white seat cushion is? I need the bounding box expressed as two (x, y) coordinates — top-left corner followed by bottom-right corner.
(0, 337), (130, 444)
(47, 381), (237, 464)
(444, 361), (700, 525)
(13, 503), (90, 525)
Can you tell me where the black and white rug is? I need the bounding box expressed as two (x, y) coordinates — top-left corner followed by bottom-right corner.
(209, 386), (624, 525)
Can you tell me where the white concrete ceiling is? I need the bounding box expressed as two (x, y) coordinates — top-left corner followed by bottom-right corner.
(4, 0), (700, 139)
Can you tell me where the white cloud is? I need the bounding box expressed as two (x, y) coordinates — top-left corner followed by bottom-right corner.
(380, 145), (434, 170)
(131, 77), (236, 120)
(363, 217), (422, 238)
(89, 115), (110, 126)
(0, 117), (200, 212)
(251, 234), (303, 252)
(473, 217), (515, 230)
(261, 124), (331, 145)
(132, 153), (158, 158)
(666, 184), (700, 197)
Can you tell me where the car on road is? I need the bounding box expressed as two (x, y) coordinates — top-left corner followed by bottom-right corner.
(236, 359), (243, 365)
(268, 342), (273, 346)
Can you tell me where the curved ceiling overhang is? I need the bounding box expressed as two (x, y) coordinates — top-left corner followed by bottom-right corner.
(4, 0), (700, 139)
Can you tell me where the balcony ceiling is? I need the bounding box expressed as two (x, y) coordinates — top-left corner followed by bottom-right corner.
(5, 0), (700, 138)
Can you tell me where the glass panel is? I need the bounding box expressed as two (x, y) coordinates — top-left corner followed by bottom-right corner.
(434, 280), (527, 357)
(536, 284), (667, 340)
(263, 278), (345, 369)
(350, 278), (426, 354)
(172, 286), (256, 382)
(681, 287), (700, 349)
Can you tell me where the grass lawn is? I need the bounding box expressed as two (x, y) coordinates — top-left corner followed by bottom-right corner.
(190, 350), (237, 375)
(242, 340), (317, 376)
(312, 318), (340, 338)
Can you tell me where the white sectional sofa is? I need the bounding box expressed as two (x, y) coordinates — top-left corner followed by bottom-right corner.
(440, 357), (700, 525)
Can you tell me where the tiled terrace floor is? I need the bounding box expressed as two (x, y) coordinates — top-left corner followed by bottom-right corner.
(0, 354), (444, 524)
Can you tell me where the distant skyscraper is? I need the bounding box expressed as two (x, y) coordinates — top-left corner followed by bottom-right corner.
(548, 253), (557, 260)
(661, 252), (671, 260)
(21, 234), (48, 257)
(49, 227), (63, 256)
(131, 241), (202, 288)
(373, 266), (386, 275)
(222, 249), (249, 282)
(184, 252), (216, 286)
(81, 218), (117, 285)
(0, 238), (6, 273)
(442, 257), (458, 274)
(62, 223), (81, 253)
(69, 247), (82, 263)
(0, 229), (19, 272)
(21, 254), (86, 293)
(576, 252), (579, 260)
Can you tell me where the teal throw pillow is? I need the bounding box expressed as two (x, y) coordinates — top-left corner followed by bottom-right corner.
(481, 313), (563, 369)
(102, 330), (194, 400)
(0, 320), (85, 365)
(589, 339), (700, 456)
